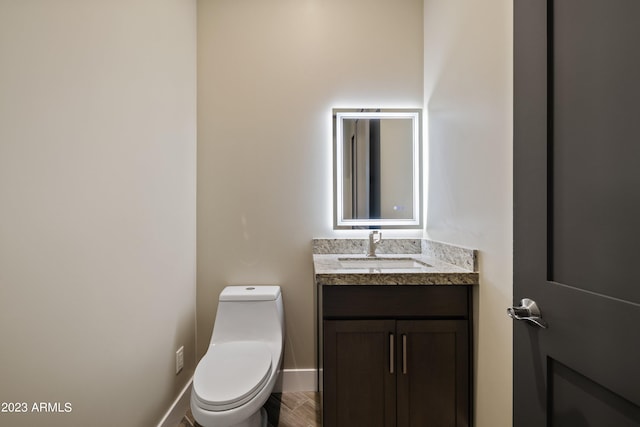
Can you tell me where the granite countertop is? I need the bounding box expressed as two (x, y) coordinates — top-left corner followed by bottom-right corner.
(312, 239), (479, 286)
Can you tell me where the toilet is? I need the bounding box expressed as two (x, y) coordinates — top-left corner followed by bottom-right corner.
(191, 286), (284, 427)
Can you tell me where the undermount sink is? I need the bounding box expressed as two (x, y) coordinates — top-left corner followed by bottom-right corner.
(338, 257), (432, 270)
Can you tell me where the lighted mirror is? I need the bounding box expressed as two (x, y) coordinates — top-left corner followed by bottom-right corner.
(333, 108), (422, 229)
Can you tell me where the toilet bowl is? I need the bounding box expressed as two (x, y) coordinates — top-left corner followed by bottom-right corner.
(191, 286), (284, 427)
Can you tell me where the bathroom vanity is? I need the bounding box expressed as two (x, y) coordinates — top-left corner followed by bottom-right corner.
(313, 239), (478, 427)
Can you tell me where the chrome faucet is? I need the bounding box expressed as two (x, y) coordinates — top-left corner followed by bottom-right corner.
(366, 230), (382, 257)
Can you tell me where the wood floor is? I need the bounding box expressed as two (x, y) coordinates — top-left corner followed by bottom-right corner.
(181, 392), (320, 427)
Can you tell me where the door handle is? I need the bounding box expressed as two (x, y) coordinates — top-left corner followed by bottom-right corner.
(508, 298), (548, 328)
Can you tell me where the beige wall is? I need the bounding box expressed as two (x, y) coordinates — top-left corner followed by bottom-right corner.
(197, 0), (424, 368)
(424, 1), (513, 426)
(0, 2), (197, 427)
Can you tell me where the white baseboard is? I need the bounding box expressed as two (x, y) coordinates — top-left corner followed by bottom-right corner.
(274, 368), (317, 393)
(156, 377), (193, 427)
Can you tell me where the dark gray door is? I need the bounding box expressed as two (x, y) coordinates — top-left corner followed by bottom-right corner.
(513, 0), (640, 425)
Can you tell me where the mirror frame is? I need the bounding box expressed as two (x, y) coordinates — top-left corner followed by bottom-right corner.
(333, 108), (423, 229)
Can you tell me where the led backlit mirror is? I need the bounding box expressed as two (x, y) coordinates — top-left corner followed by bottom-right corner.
(333, 108), (422, 229)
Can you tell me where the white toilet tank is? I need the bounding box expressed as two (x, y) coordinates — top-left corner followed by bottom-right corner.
(210, 286), (284, 347)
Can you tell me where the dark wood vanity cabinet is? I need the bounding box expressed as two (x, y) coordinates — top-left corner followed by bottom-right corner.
(319, 285), (471, 427)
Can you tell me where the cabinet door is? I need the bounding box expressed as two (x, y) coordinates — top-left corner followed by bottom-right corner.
(396, 320), (469, 427)
(324, 319), (396, 427)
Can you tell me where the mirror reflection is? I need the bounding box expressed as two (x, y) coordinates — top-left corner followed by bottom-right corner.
(333, 108), (422, 229)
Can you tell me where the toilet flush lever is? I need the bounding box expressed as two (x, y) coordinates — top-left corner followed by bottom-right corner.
(507, 298), (548, 329)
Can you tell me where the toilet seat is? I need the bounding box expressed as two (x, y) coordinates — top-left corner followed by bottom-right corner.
(192, 341), (272, 412)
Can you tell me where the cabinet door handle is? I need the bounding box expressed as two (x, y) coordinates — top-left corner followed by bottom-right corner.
(389, 333), (395, 374)
(402, 334), (407, 374)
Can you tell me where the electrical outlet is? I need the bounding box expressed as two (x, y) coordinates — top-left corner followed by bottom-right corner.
(176, 346), (184, 374)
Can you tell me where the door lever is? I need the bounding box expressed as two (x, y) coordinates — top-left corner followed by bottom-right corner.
(508, 298), (548, 328)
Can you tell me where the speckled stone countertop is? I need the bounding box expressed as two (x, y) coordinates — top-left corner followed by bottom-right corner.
(312, 238), (479, 286)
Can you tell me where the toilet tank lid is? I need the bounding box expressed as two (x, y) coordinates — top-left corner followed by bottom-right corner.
(220, 286), (281, 301)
